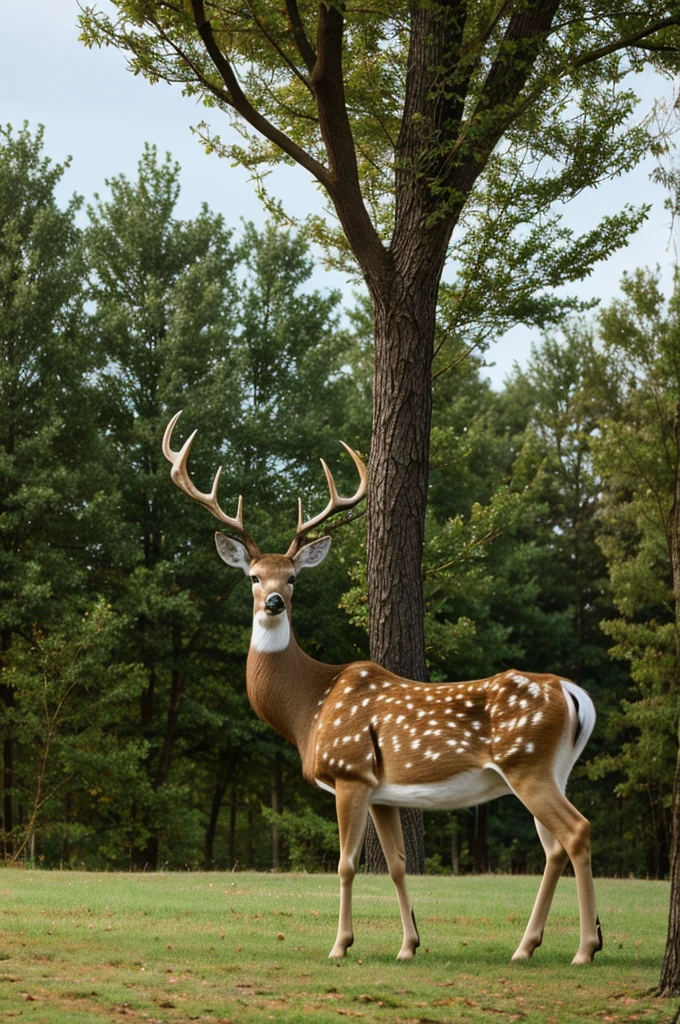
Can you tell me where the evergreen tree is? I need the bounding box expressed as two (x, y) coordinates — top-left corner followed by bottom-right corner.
(588, 268), (680, 994)
(0, 123), (96, 856)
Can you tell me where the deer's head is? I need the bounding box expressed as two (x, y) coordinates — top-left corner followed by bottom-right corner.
(162, 412), (367, 630)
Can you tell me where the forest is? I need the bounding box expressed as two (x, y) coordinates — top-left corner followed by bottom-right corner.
(1, 122), (679, 880)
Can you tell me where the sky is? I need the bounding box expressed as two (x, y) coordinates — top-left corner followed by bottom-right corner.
(3, 1), (679, 388)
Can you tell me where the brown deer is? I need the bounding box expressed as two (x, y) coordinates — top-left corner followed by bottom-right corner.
(163, 411), (602, 964)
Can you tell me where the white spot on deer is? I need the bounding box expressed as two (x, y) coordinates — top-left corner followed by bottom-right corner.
(329, 758), (335, 765)
(508, 694), (517, 707)
(344, 686), (353, 694)
(384, 713), (393, 723)
(411, 739), (421, 750)
(338, 759), (344, 767)
(528, 682), (542, 698)
(333, 717), (342, 727)
(525, 743), (535, 753)
(383, 682), (391, 688)
(406, 703), (414, 710)
(518, 716), (527, 728)
(472, 721), (481, 730)
(361, 698), (370, 707)
(465, 701), (473, 708)
(396, 715), (405, 724)
(532, 711), (544, 724)
(360, 670), (369, 677)
(342, 735), (351, 744)
(335, 701), (343, 709)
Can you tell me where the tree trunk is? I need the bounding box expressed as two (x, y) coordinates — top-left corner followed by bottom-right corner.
(1, 628), (14, 858)
(658, 403), (680, 996)
(659, 738), (680, 996)
(363, 270), (440, 874)
(271, 753), (283, 870)
(205, 772), (230, 867)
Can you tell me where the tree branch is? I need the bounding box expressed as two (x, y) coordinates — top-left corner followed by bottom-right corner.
(570, 14), (680, 71)
(310, 1), (389, 278)
(189, 0), (330, 186)
(241, 0), (314, 95)
(285, 0), (317, 73)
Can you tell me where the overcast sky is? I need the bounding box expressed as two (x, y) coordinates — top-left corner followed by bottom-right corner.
(3, 1), (679, 387)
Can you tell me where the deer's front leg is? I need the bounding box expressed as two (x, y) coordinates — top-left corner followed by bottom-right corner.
(329, 778), (372, 959)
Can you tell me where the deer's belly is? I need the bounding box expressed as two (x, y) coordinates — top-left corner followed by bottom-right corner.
(368, 767), (512, 810)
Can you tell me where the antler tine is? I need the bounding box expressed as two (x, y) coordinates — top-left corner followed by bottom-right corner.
(286, 442), (367, 557)
(162, 411), (260, 558)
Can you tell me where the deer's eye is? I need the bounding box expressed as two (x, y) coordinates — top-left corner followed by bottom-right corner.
(250, 575), (260, 585)
(288, 576), (296, 586)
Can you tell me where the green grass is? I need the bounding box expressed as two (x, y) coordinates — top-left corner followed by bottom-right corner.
(0, 870), (678, 1023)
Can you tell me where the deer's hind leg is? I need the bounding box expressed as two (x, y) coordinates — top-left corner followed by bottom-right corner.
(329, 778), (371, 958)
(512, 818), (568, 961)
(506, 772), (601, 965)
(369, 803), (420, 960)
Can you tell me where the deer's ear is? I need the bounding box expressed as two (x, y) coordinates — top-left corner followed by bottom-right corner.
(215, 532), (252, 575)
(293, 536), (332, 571)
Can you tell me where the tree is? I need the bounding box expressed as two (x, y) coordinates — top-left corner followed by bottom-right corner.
(0, 122), (96, 855)
(587, 268), (680, 996)
(85, 143), (246, 868)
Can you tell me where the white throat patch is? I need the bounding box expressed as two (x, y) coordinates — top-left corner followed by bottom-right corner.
(251, 611), (290, 653)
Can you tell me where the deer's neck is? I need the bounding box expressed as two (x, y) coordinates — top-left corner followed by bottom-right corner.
(246, 612), (343, 772)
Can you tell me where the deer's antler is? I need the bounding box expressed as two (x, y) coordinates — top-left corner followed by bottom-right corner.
(162, 411), (261, 559)
(285, 442), (367, 558)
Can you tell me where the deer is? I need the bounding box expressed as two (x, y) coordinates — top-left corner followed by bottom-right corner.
(163, 411), (602, 965)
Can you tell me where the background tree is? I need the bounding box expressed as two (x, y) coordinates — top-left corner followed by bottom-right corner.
(586, 268), (680, 996)
(0, 123), (96, 856)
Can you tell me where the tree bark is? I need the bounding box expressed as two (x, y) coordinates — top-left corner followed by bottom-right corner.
(659, 739), (680, 996)
(1, 628), (14, 858)
(362, 266), (442, 874)
(658, 402), (680, 996)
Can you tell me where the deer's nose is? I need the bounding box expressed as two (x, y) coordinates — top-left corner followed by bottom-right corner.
(265, 593), (285, 616)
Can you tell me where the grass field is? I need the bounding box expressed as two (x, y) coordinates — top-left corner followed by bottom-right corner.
(0, 869), (678, 1024)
